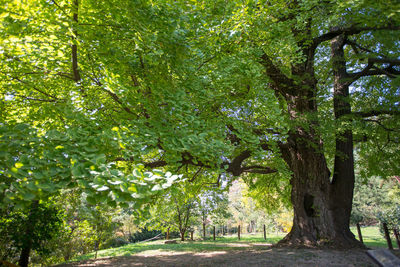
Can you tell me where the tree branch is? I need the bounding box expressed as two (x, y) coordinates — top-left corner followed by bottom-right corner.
(11, 77), (60, 100)
(349, 57), (400, 81)
(313, 25), (400, 48)
(259, 53), (295, 94)
(353, 110), (400, 117)
(241, 165), (277, 174)
(189, 167), (203, 182)
(363, 119), (400, 133)
(226, 150), (251, 176)
(71, 0), (81, 82)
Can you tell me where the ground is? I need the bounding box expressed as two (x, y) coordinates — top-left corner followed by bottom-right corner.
(58, 242), (380, 267)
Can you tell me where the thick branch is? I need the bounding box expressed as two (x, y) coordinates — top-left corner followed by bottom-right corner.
(313, 25), (400, 48)
(349, 57), (400, 81)
(226, 150), (251, 176)
(259, 53), (294, 94)
(353, 110), (400, 117)
(241, 165), (277, 174)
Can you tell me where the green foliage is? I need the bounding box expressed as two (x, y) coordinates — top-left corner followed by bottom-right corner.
(0, 122), (179, 211)
(0, 202), (64, 264)
(1, 0), (399, 254)
(128, 228), (162, 243)
(146, 183), (200, 239)
(377, 204), (400, 231)
(376, 179), (400, 238)
(351, 176), (393, 225)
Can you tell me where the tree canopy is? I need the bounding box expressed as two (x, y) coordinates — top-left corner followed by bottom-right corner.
(1, 0), (399, 254)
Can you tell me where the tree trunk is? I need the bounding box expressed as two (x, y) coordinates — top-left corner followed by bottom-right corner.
(203, 222), (206, 240)
(180, 231), (185, 241)
(166, 227), (170, 240)
(213, 226), (216, 240)
(276, 65), (361, 248)
(278, 127), (361, 248)
(267, 27), (363, 248)
(18, 201), (39, 267)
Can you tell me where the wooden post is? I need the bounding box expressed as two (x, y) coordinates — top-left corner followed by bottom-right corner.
(393, 229), (400, 249)
(383, 223), (393, 250)
(213, 226), (216, 241)
(263, 224), (266, 240)
(356, 223), (363, 244)
(238, 225), (241, 240)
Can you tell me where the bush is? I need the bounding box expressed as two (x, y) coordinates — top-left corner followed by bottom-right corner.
(128, 228), (162, 243)
(377, 204), (400, 236)
(102, 237), (129, 249)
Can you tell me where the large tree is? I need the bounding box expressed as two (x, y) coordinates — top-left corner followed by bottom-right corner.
(212, 1), (400, 247)
(1, 0), (399, 249)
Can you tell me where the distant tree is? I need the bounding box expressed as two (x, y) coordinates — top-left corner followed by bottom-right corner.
(146, 183), (200, 241)
(198, 190), (231, 238)
(0, 202), (64, 267)
(351, 176), (393, 225)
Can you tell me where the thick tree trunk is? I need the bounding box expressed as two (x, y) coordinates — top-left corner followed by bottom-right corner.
(329, 34), (360, 247)
(276, 73), (361, 248)
(279, 130), (360, 248)
(257, 3), (364, 248)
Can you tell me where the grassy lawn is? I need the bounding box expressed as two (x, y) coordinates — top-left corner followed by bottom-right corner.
(70, 226), (396, 263)
(72, 232), (285, 262)
(350, 225), (398, 249)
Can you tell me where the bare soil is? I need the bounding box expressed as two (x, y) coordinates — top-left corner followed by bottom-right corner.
(58, 244), (382, 267)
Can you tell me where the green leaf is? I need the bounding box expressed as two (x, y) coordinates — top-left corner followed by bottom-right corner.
(97, 185), (109, 191)
(22, 192), (36, 201)
(151, 184), (163, 191)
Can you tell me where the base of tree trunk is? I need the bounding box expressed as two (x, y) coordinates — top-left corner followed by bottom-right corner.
(275, 230), (365, 249)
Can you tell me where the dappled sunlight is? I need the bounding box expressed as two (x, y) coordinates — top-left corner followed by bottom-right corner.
(58, 247), (378, 267)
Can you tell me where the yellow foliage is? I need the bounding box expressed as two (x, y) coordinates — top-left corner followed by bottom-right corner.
(276, 210), (293, 233)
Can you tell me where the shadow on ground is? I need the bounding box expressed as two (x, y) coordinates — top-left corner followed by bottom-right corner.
(57, 246), (379, 267)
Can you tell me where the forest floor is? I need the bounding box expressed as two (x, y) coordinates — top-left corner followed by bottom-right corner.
(58, 243), (386, 267)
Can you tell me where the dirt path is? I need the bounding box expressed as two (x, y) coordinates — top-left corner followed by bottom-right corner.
(58, 247), (378, 267)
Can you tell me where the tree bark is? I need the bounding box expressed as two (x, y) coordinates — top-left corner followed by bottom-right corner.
(203, 222), (206, 240)
(262, 19), (363, 246)
(166, 227), (170, 240)
(180, 231), (185, 241)
(18, 201), (39, 267)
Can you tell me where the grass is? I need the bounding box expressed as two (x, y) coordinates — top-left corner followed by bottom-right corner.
(350, 225), (398, 249)
(70, 226), (396, 263)
(71, 232), (285, 262)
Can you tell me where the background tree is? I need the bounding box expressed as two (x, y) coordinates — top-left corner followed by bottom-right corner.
(197, 189), (231, 238)
(0, 202), (64, 266)
(146, 183), (201, 241)
(351, 176), (393, 225)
